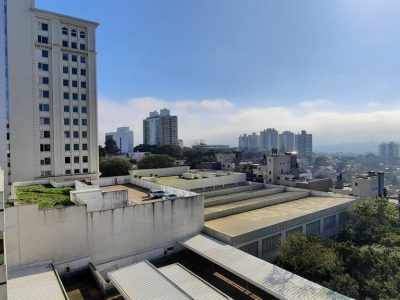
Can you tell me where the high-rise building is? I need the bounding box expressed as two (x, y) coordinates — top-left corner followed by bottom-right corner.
(143, 109), (178, 146)
(0, 169), (7, 299)
(279, 131), (295, 153)
(238, 134), (249, 150)
(259, 128), (279, 151)
(247, 133), (259, 150)
(0, 0), (99, 184)
(106, 127), (134, 154)
(295, 130), (312, 158)
(378, 142), (399, 160)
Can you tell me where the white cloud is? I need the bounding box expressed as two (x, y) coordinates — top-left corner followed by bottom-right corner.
(98, 96), (400, 147)
(298, 99), (334, 111)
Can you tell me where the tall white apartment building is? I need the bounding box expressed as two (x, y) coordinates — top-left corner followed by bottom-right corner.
(0, 0), (99, 185)
(106, 127), (134, 154)
(143, 109), (178, 146)
(295, 130), (313, 158)
(259, 128), (278, 151)
(238, 134), (249, 150)
(279, 131), (295, 153)
(378, 142), (399, 160)
(247, 133), (259, 150)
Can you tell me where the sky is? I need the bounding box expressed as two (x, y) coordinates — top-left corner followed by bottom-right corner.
(36, 0), (400, 151)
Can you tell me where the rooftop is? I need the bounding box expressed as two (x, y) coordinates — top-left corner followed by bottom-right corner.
(15, 185), (73, 209)
(99, 184), (152, 204)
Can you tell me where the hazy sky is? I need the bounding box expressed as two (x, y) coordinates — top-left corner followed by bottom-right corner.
(37, 0), (400, 149)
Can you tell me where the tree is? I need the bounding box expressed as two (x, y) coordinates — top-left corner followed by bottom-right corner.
(133, 144), (157, 153)
(152, 144), (183, 158)
(98, 145), (107, 158)
(99, 158), (132, 177)
(137, 155), (175, 169)
(104, 138), (120, 157)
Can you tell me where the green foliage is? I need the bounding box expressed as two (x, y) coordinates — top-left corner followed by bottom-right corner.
(99, 157), (132, 177)
(152, 144), (183, 158)
(137, 155), (175, 169)
(15, 185), (73, 209)
(104, 138), (120, 156)
(134, 144), (157, 153)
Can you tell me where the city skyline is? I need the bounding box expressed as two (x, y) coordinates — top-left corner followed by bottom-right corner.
(35, 0), (400, 150)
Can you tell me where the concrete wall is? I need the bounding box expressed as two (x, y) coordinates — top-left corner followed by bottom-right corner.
(168, 173), (246, 191)
(72, 188), (128, 212)
(130, 166), (190, 177)
(5, 194), (204, 273)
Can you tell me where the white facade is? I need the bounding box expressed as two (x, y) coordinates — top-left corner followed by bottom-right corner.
(279, 131), (295, 153)
(106, 127), (134, 154)
(295, 130), (312, 158)
(143, 109), (178, 146)
(259, 128), (279, 151)
(3, 0), (99, 183)
(247, 133), (259, 150)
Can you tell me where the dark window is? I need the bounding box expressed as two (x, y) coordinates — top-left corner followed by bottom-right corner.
(38, 36), (48, 44)
(63, 79), (69, 87)
(62, 53), (68, 61)
(72, 80), (78, 87)
(42, 77), (49, 84)
(43, 131), (50, 138)
(72, 68), (77, 75)
(63, 92), (69, 100)
(80, 82), (86, 88)
(71, 55), (77, 62)
(82, 143), (88, 150)
(74, 157), (79, 163)
(81, 119), (87, 126)
(80, 56), (86, 63)
(82, 131), (87, 138)
(74, 169), (80, 174)
(73, 119), (79, 125)
(62, 40), (68, 47)
(80, 44), (86, 50)
(83, 168), (88, 173)
(73, 106), (78, 113)
(80, 31), (85, 38)
(40, 144), (51, 152)
(42, 50), (48, 57)
(71, 42), (77, 49)
(81, 94), (86, 101)
(72, 93), (78, 100)
(65, 170), (71, 174)
(44, 157), (51, 165)
(39, 103), (49, 111)
(38, 63), (49, 71)
(42, 90), (49, 98)
(41, 23), (48, 31)
(81, 107), (87, 113)
(41, 117), (50, 125)
(64, 118), (70, 125)
(80, 69), (86, 76)
(65, 157), (71, 163)
(73, 131), (79, 138)
(83, 156), (88, 163)
(74, 144), (79, 150)
(65, 144), (70, 151)
(62, 27), (68, 35)
(64, 105), (69, 112)
(71, 29), (77, 37)
(64, 131), (70, 138)
(63, 66), (68, 74)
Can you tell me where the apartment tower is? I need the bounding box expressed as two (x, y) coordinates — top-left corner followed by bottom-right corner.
(143, 109), (178, 146)
(0, 0), (99, 185)
(295, 130), (313, 158)
(105, 127), (134, 154)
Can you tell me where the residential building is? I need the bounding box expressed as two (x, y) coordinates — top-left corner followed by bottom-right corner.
(215, 151), (242, 171)
(263, 152), (299, 185)
(178, 139), (183, 148)
(295, 130), (313, 158)
(105, 127), (134, 154)
(247, 133), (259, 150)
(279, 131), (295, 153)
(193, 144), (230, 151)
(378, 142), (399, 160)
(238, 134), (249, 150)
(351, 171), (384, 199)
(143, 109), (178, 146)
(259, 128), (278, 151)
(0, 0), (99, 184)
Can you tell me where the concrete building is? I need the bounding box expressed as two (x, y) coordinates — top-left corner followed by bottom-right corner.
(379, 142), (399, 160)
(295, 130), (313, 158)
(215, 152), (242, 171)
(105, 127), (134, 154)
(263, 152), (299, 185)
(0, 169), (7, 299)
(238, 134), (249, 150)
(0, 0), (99, 184)
(351, 171), (384, 199)
(247, 133), (259, 150)
(279, 131), (295, 153)
(259, 128), (279, 151)
(143, 109), (178, 146)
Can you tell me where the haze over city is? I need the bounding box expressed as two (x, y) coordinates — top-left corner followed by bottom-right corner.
(35, 0), (400, 151)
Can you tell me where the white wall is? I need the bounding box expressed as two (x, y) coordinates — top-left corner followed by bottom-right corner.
(71, 188), (128, 212)
(130, 166), (190, 177)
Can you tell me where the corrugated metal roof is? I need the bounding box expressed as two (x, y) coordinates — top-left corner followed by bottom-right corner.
(8, 264), (67, 300)
(159, 263), (232, 300)
(181, 234), (352, 300)
(108, 260), (192, 300)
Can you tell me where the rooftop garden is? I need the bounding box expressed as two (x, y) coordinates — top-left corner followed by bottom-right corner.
(15, 185), (74, 209)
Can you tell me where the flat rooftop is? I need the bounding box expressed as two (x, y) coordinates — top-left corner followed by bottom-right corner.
(204, 196), (355, 239)
(100, 184), (153, 204)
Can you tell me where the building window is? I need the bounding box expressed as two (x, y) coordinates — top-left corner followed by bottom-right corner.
(81, 107), (87, 113)
(38, 35), (48, 44)
(42, 131), (50, 138)
(64, 118), (70, 125)
(65, 144), (70, 151)
(63, 66), (68, 74)
(83, 156), (88, 163)
(80, 56), (86, 64)
(72, 80), (78, 87)
(73, 131), (79, 138)
(62, 27), (68, 35)
(72, 68), (77, 75)
(71, 29), (77, 37)
(65, 157), (71, 163)
(82, 131), (87, 138)
(71, 42), (77, 49)
(40, 117), (50, 125)
(83, 168), (88, 173)
(80, 82), (86, 88)
(80, 69), (86, 76)
(41, 23), (48, 31)
(42, 50), (48, 58)
(41, 157), (51, 165)
(72, 106), (78, 113)
(42, 90), (49, 98)
(62, 40), (68, 47)
(72, 93), (78, 100)
(72, 55), (77, 62)
(74, 169), (80, 174)
(38, 63), (49, 71)
(63, 79), (69, 87)
(80, 44), (86, 51)
(81, 119), (87, 126)
(65, 170), (71, 175)
(42, 77), (49, 84)
(64, 105), (70, 112)
(74, 144), (79, 150)
(40, 144), (51, 152)
(82, 143), (88, 150)
(64, 131), (70, 138)
(80, 31), (86, 38)
(81, 94), (86, 101)
(62, 53), (68, 61)
(39, 103), (49, 111)
(63, 92), (69, 100)
(73, 119), (79, 125)
(74, 157), (79, 163)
